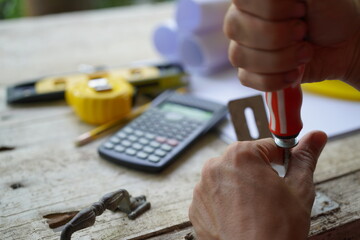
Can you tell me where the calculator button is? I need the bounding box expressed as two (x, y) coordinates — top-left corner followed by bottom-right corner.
(123, 127), (134, 134)
(157, 130), (167, 137)
(104, 142), (114, 149)
(167, 139), (179, 146)
(137, 125), (145, 130)
(134, 130), (144, 137)
(170, 129), (179, 135)
(143, 146), (155, 153)
(162, 125), (170, 131)
(132, 143), (143, 150)
(155, 136), (167, 143)
(180, 133), (188, 138)
(128, 135), (138, 142)
(129, 123), (137, 129)
(191, 122), (201, 127)
(110, 136), (120, 144)
(184, 127), (194, 133)
(181, 120), (190, 125)
(125, 148), (137, 156)
(139, 138), (149, 145)
(176, 136), (184, 141)
(114, 145), (125, 152)
(145, 133), (155, 139)
(160, 144), (172, 151)
(117, 132), (127, 139)
(121, 140), (132, 147)
(154, 149), (166, 157)
(148, 155), (160, 163)
(149, 141), (160, 148)
(136, 151), (148, 159)
(165, 132), (176, 138)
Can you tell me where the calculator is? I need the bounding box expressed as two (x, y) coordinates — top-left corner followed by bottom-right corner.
(98, 90), (227, 172)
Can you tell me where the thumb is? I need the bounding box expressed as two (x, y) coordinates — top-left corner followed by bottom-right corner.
(285, 131), (327, 191)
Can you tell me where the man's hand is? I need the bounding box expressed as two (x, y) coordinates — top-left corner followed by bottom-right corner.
(223, 0), (360, 91)
(189, 131), (327, 240)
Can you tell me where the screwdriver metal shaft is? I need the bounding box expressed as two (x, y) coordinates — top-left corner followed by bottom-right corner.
(283, 148), (291, 172)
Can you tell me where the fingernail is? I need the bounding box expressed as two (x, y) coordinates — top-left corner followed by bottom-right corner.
(297, 44), (312, 64)
(293, 22), (306, 41)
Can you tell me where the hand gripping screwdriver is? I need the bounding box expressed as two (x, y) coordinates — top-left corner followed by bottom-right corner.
(265, 66), (305, 169)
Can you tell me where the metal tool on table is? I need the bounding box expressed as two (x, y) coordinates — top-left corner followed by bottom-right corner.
(59, 189), (151, 240)
(265, 67), (304, 170)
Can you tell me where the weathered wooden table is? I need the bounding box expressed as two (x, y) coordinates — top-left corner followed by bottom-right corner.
(1, 3), (360, 239)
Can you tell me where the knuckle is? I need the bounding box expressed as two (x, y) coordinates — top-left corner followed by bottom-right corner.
(228, 42), (242, 67)
(260, 0), (283, 20)
(201, 157), (219, 180)
(238, 70), (255, 88)
(223, 9), (241, 40)
(255, 75), (282, 91)
(295, 148), (317, 173)
(261, 25), (288, 49)
(226, 141), (253, 166)
(232, 0), (248, 12)
(238, 70), (288, 92)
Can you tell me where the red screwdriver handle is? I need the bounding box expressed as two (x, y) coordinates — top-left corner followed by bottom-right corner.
(265, 85), (303, 138)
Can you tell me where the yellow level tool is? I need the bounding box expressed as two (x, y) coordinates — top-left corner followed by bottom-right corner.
(7, 63), (187, 124)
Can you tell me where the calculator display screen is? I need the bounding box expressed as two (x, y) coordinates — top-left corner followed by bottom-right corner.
(160, 103), (213, 121)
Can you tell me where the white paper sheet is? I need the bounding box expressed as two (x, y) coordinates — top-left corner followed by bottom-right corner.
(179, 30), (230, 74)
(175, 0), (230, 33)
(189, 68), (360, 143)
(153, 20), (179, 61)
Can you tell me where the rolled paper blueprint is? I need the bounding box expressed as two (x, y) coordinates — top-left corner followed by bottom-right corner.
(176, 0), (230, 33)
(179, 30), (230, 74)
(153, 20), (179, 61)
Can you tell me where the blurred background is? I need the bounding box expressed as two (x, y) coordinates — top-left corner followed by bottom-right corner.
(0, 0), (172, 19)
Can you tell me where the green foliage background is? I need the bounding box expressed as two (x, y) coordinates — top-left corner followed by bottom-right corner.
(0, 0), (171, 19)
(0, 0), (23, 19)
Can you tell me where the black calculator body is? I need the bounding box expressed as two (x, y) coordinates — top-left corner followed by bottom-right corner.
(98, 90), (227, 172)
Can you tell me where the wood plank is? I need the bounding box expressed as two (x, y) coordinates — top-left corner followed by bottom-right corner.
(1, 99), (360, 239)
(309, 220), (360, 240)
(314, 131), (360, 183)
(310, 170), (360, 237)
(1, 106), (360, 239)
(0, 3), (173, 85)
(0, 124), (225, 239)
(146, 225), (195, 240)
(1, 2), (360, 239)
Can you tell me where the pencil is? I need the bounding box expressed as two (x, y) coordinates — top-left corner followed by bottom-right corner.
(75, 103), (151, 147)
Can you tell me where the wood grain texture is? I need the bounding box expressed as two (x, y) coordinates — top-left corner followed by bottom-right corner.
(1, 2), (360, 239)
(0, 94), (227, 239)
(314, 132), (360, 183)
(1, 101), (359, 239)
(0, 3), (173, 85)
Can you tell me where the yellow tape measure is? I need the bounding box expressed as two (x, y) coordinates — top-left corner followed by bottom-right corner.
(65, 72), (134, 125)
(302, 80), (360, 101)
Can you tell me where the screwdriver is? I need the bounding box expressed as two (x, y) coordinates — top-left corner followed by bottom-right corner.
(265, 65), (305, 170)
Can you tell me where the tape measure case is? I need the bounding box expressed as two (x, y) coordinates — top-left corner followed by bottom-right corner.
(66, 73), (134, 124)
